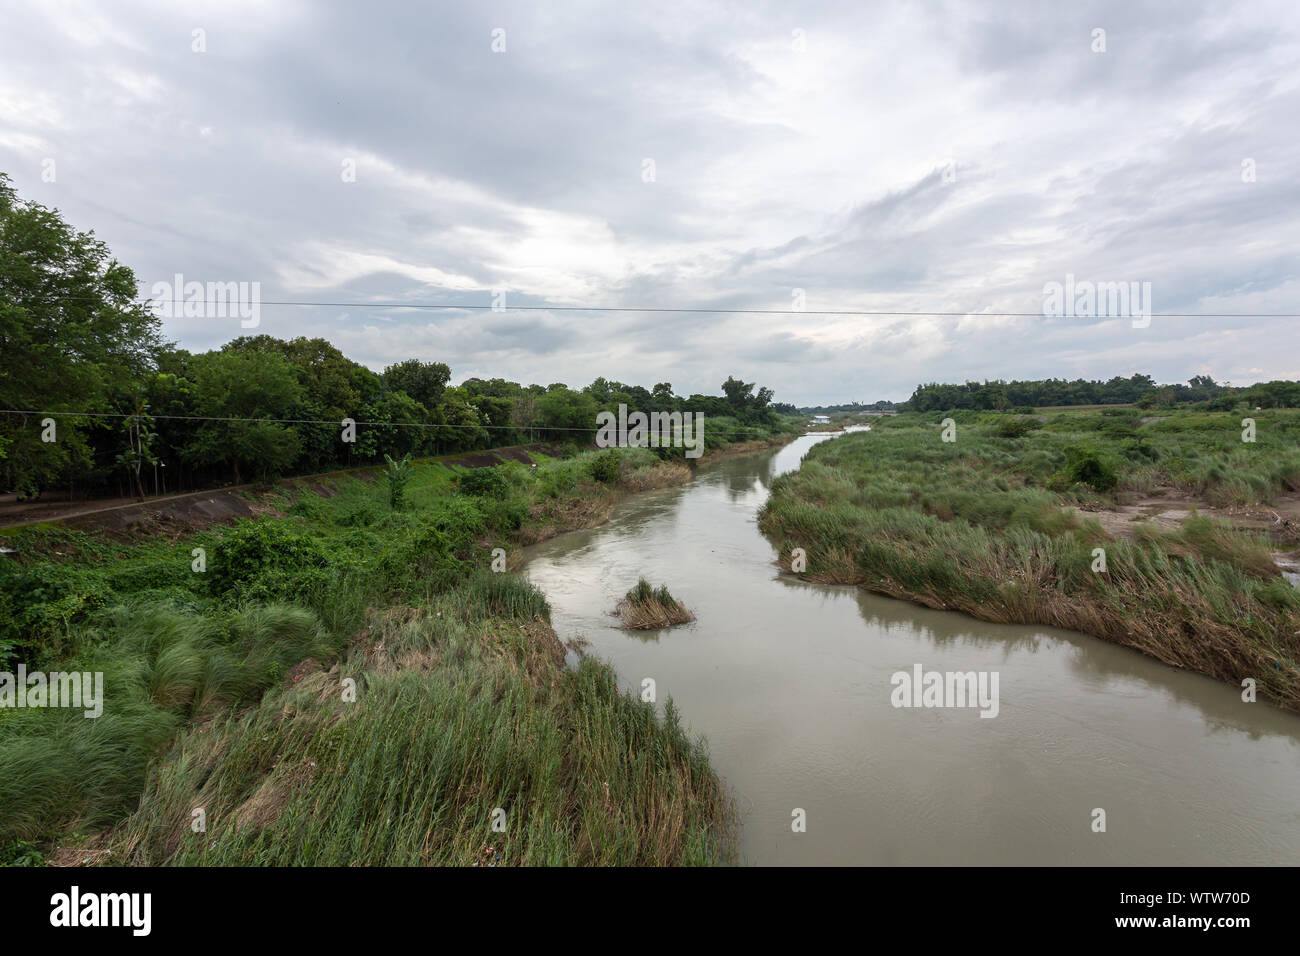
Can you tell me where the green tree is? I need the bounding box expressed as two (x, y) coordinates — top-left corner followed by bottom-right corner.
(358, 391), (428, 459)
(0, 173), (161, 495)
(721, 376), (756, 412)
(536, 386), (598, 439)
(224, 335), (364, 420)
(182, 350), (305, 483)
(383, 359), (451, 410)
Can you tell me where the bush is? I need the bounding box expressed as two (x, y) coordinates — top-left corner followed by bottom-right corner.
(209, 520), (330, 596)
(481, 496), (529, 532)
(995, 417), (1036, 439)
(399, 521), (467, 587)
(457, 466), (509, 499)
(0, 563), (113, 663)
(337, 502), (379, 527)
(589, 450), (623, 484)
(417, 498), (484, 554)
(1122, 439), (1160, 462)
(1059, 444), (1118, 492)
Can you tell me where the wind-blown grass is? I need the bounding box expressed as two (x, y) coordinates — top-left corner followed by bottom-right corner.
(0, 602), (339, 843)
(104, 578), (733, 866)
(0, 445), (741, 865)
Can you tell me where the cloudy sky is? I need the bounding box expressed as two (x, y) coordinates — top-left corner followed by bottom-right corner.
(3, 0), (1299, 405)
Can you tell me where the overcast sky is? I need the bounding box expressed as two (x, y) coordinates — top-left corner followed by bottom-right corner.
(3, 0), (1298, 405)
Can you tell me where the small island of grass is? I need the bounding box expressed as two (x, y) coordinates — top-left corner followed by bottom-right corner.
(615, 578), (696, 629)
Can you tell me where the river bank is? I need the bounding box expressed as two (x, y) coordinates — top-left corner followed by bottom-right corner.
(1, 441), (776, 865)
(759, 408), (1300, 712)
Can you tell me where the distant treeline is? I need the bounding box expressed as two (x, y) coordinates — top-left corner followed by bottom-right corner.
(0, 172), (790, 500)
(905, 374), (1300, 412)
(797, 400), (899, 415)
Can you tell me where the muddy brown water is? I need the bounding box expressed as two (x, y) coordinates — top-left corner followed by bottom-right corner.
(523, 433), (1300, 865)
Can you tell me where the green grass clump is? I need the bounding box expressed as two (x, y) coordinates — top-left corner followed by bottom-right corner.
(616, 578), (695, 629)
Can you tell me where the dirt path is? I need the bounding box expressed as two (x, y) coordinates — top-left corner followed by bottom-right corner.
(0, 444), (552, 535)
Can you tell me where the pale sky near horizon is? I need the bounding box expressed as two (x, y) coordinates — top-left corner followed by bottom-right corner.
(2, 0), (1298, 405)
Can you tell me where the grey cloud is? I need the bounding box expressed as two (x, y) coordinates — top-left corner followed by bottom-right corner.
(1, 0), (1297, 406)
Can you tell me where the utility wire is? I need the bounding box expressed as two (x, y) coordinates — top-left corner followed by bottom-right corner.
(13, 293), (1300, 318)
(0, 408), (774, 436)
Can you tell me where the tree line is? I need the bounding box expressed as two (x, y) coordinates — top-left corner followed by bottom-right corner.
(0, 173), (786, 500)
(905, 373), (1300, 412)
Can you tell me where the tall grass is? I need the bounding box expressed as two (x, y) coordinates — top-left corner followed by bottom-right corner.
(0, 443), (742, 864)
(0, 602), (339, 843)
(104, 582), (733, 866)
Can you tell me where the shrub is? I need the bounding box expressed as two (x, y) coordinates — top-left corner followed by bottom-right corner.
(1059, 444), (1118, 492)
(209, 520), (330, 596)
(1122, 439), (1160, 462)
(416, 498), (484, 554)
(589, 450), (623, 484)
(397, 520), (467, 587)
(995, 417), (1036, 439)
(457, 466), (509, 499)
(481, 496), (529, 532)
(337, 502), (379, 527)
(0, 562), (113, 663)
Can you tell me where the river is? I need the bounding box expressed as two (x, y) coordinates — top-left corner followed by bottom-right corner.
(523, 432), (1300, 865)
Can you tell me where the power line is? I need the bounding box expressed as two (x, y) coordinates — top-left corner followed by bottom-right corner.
(188, 302), (1300, 318)
(15, 293), (1300, 318)
(0, 408), (773, 436)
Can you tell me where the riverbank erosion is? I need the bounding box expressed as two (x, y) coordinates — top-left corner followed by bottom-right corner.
(0, 443), (756, 866)
(759, 409), (1300, 712)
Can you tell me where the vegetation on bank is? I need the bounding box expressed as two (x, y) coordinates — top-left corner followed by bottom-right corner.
(615, 578), (695, 629)
(1, 172), (797, 501)
(0, 444), (748, 865)
(760, 406), (1300, 711)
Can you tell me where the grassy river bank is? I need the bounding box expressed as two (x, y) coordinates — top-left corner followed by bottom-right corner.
(760, 407), (1300, 712)
(0, 428), (797, 866)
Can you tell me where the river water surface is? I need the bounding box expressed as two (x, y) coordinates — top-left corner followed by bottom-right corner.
(523, 433), (1300, 864)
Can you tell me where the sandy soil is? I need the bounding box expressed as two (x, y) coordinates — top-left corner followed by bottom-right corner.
(1078, 490), (1300, 576)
